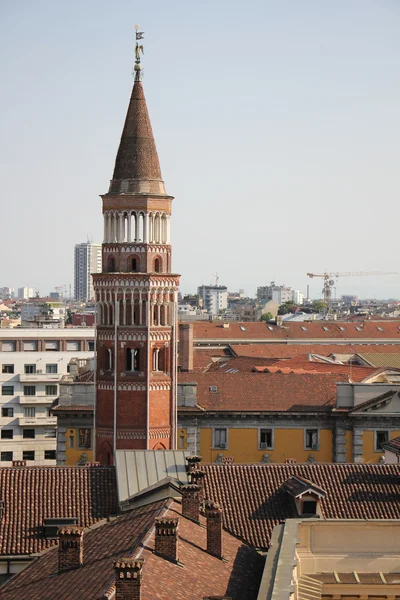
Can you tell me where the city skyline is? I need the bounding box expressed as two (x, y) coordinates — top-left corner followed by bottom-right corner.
(1, 1), (400, 298)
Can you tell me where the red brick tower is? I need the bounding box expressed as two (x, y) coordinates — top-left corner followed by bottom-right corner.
(93, 38), (180, 464)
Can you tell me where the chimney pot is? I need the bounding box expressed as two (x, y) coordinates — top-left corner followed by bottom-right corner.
(12, 460), (26, 468)
(58, 526), (84, 572)
(114, 558), (143, 600)
(205, 500), (223, 559)
(181, 484), (201, 522)
(186, 455), (202, 472)
(154, 517), (179, 562)
(188, 468), (205, 502)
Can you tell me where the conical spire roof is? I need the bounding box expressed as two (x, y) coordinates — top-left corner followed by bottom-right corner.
(109, 79), (165, 194)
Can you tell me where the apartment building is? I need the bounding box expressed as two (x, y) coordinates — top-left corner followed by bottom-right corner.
(0, 328), (95, 465)
(74, 242), (102, 302)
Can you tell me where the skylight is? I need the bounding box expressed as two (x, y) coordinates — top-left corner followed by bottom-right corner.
(322, 326), (329, 331)
(209, 385), (218, 392)
(339, 326), (345, 331)
(355, 326), (361, 331)
(377, 327), (383, 332)
(301, 326), (307, 331)
(240, 326), (246, 331)
(267, 326), (273, 331)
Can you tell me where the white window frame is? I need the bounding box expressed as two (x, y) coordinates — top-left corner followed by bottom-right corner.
(213, 427), (228, 450)
(258, 427), (274, 450)
(304, 428), (320, 451)
(374, 429), (390, 452)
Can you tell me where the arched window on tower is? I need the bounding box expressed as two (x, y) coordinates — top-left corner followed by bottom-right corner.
(106, 348), (113, 371)
(131, 257), (138, 272)
(108, 256), (116, 273)
(153, 304), (158, 326)
(152, 348), (159, 371)
(126, 348), (140, 372)
(154, 257), (161, 273)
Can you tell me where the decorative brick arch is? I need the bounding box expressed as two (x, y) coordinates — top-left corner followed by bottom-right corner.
(99, 441), (113, 465)
(153, 442), (167, 450)
(127, 253), (141, 273)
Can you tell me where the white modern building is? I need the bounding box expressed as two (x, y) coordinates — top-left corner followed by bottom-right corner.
(18, 287), (35, 300)
(74, 242), (102, 302)
(197, 285), (228, 315)
(0, 328), (95, 465)
(292, 290), (305, 305)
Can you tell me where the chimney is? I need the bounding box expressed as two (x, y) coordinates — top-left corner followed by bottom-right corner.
(186, 455), (202, 472)
(181, 484), (201, 522)
(154, 517), (179, 562)
(58, 526), (84, 571)
(114, 558), (143, 600)
(206, 501), (223, 559)
(189, 468), (205, 503)
(12, 460), (26, 467)
(179, 323), (193, 372)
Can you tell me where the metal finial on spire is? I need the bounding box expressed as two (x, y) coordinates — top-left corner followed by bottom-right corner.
(134, 25), (145, 81)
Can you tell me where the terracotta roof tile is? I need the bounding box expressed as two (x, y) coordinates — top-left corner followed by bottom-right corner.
(0, 466), (117, 555)
(178, 371), (343, 412)
(382, 435), (400, 455)
(0, 501), (263, 600)
(202, 463), (400, 549)
(0, 500), (167, 600)
(194, 321), (400, 341)
(231, 343), (400, 359)
(51, 404), (94, 413)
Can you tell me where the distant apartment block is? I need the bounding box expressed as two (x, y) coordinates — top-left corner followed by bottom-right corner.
(18, 287), (34, 300)
(74, 242), (102, 302)
(0, 328), (95, 465)
(257, 282), (304, 306)
(0, 288), (15, 299)
(21, 300), (66, 328)
(197, 285), (228, 314)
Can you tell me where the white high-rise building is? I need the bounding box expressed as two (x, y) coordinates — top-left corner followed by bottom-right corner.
(74, 243), (102, 302)
(18, 287), (35, 300)
(197, 285), (228, 315)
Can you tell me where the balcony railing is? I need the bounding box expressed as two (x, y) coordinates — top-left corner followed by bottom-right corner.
(18, 416), (57, 426)
(19, 373), (60, 382)
(18, 395), (56, 405)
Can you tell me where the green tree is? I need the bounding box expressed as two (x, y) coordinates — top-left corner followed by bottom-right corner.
(312, 300), (326, 312)
(260, 312), (273, 322)
(278, 301), (297, 315)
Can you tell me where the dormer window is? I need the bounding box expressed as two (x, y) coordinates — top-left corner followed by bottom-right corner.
(283, 475), (326, 518)
(302, 500), (317, 515)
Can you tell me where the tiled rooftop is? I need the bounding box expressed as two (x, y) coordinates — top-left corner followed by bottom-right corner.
(0, 466), (117, 555)
(231, 343), (400, 359)
(202, 463), (400, 548)
(0, 500), (263, 600)
(178, 371), (344, 412)
(193, 321), (400, 341)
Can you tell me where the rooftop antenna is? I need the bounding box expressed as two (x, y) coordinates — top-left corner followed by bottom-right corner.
(212, 273), (220, 287)
(134, 25), (145, 81)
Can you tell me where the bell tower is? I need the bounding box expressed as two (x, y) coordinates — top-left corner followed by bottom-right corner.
(93, 32), (180, 464)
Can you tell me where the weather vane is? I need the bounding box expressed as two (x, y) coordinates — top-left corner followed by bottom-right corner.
(134, 25), (145, 81)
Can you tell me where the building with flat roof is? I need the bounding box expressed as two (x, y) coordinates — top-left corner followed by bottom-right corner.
(0, 328), (94, 465)
(74, 242), (102, 302)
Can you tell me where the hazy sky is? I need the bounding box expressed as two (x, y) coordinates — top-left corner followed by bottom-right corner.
(1, 0), (400, 299)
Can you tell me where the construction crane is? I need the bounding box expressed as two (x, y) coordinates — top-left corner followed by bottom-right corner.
(306, 271), (399, 305)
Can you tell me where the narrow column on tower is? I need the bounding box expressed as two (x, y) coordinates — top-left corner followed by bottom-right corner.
(93, 28), (180, 464)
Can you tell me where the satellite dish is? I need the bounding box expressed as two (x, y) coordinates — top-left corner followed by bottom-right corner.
(329, 279), (335, 286)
